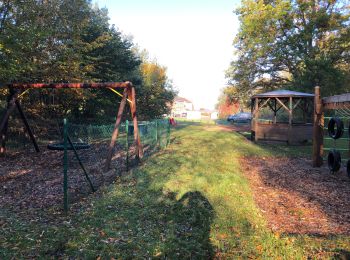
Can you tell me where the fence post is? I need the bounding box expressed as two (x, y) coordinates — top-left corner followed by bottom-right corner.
(63, 118), (68, 212)
(125, 120), (129, 171)
(155, 119), (159, 146)
(312, 86), (324, 167)
(166, 118), (171, 147)
(160, 120), (165, 149)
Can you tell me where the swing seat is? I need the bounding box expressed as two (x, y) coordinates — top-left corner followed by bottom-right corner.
(47, 142), (90, 151)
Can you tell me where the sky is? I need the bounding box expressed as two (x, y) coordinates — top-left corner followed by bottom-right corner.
(94, 0), (240, 110)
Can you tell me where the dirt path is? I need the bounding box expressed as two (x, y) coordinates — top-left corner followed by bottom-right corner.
(241, 157), (350, 235)
(204, 123), (250, 133)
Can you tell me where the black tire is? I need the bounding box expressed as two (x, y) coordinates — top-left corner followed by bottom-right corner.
(251, 131), (256, 141)
(347, 159), (350, 179)
(327, 149), (341, 172)
(328, 117), (344, 139)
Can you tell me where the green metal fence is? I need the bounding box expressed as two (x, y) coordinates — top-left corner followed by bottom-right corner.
(4, 118), (171, 154)
(3, 118), (171, 211)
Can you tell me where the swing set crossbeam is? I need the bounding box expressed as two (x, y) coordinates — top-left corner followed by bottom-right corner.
(6, 81), (132, 89)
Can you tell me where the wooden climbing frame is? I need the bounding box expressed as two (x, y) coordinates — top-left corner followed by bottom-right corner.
(0, 81), (143, 170)
(312, 86), (350, 167)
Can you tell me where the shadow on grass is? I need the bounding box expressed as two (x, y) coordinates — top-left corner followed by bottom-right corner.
(57, 186), (215, 259)
(41, 133), (216, 259)
(164, 191), (214, 258)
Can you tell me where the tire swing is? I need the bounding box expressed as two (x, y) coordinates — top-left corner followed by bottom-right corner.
(326, 117), (344, 173)
(327, 149), (341, 173)
(328, 117), (344, 139)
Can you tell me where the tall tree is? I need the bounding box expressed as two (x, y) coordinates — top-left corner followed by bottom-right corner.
(136, 58), (176, 120)
(216, 89), (241, 118)
(227, 0), (350, 98)
(0, 0), (91, 83)
(77, 6), (141, 120)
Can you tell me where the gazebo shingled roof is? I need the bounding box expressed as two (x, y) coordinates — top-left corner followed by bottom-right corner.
(252, 89), (314, 99)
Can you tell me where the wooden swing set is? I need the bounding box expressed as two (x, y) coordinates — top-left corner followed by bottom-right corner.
(0, 81), (143, 170)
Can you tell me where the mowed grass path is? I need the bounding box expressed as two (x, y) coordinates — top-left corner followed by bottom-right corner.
(1, 122), (350, 258)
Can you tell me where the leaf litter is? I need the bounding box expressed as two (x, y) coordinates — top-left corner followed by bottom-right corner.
(240, 156), (350, 235)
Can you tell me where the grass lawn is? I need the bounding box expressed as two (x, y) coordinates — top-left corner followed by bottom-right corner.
(1, 122), (349, 258)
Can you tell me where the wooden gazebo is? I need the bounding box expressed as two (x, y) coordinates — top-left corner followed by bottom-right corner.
(251, 90), (314, 144)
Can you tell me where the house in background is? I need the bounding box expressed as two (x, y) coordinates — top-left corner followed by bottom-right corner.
(171, 96), (217, 120)
(186, 110), (202, 120)
(199, 108), (218, 120)
(171, 96), (194, 118)
(210, 111), (218, 120)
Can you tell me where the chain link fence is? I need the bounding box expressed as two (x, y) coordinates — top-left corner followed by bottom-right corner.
(3, 117), (171, 170)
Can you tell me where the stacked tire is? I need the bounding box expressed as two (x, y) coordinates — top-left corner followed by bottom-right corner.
(327, 117), (343, 173)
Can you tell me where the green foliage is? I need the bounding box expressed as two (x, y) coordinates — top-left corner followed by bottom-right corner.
(136, 56), (176, 120)
(227, 0), (350, 99)
(0, 0), (90, 83)
(81, 7), (140, 82)
(0, 1), (174, 121)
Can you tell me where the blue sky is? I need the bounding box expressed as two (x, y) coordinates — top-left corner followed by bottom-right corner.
(94, 0), (240, 109)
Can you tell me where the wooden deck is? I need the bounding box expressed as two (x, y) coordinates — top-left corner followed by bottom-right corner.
(252, 121), (313, 144)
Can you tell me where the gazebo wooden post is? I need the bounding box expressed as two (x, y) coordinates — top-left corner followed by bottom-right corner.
(288, 96), (293, 144)
(274, 98), (277, 124)
(312, 86), (323, 167)
(302, 99), (306, 123)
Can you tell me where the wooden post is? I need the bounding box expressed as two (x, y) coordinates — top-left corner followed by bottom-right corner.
(252, 97), (259, 141)
(288, 96), (293, 144)
(303, 99), (307, 124)
(128, 86), (143, 160)
(63, 118), (68, 212)
(274, 98), (277, 124)
(155, 119), (159, 146)
(0, 118), (8, 155)
(0, 89), (18, 155)
(105, 88), (128, 171)
(312, 86), (324, 167)
(125, 120), (129, 171)
(15, 100), (40, 152)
